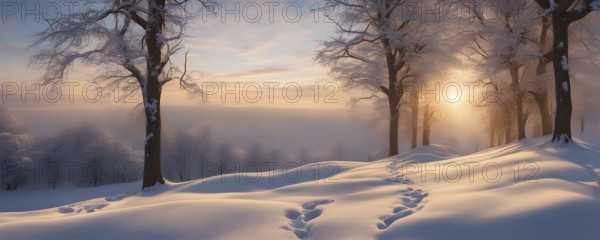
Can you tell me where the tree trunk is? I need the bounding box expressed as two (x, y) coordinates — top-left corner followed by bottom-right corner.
(142, 0), (166, 189)
(550, 11), (572, 143)
(504, 126), (512, 144)
(504, 110), (513, 144)
(411, 92), (419, 149)
(536, 91), (553, 135)
(384, 46), (402, 157)
(179, 162), (185, 182)
(533, 118), (542, 137)
(510, 66), (526, 140)
(422, 102), (431, 146)
(388, 100), (400, 156)
(535, 16), (553, 136)
(142, 87), (165, 189)
(489, 117), (495, 148)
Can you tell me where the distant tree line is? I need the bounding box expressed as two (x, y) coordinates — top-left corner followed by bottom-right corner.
(0, 107), (348, 191)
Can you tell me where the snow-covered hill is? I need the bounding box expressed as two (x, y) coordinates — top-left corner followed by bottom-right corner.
(1, 137), (599, 240)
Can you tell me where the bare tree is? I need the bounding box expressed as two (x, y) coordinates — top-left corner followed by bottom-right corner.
(30, 0), (213, 189)
(316, 0), (443, 156)
(405, 63), (450, 148)
(0, 133), (28, 191)
(163, 127), (213, 181)
(30, 122), (140, 188)
(196, 127), (213, 178)
(244, 142), (267, 171)
(216, 140), (238, 175)
(296, 148), (311, 165)
(0, 106), (23, 134)
(167, 130), (194, 182)
(331, 142), (346, 160)
(459, 0), (542, 141)
(533, 0), (599, 142)
(409, 86), (419, 149)
(421, 99), (437, 146)
(533, 16), (554, 136)
(0, 107), (29, 191)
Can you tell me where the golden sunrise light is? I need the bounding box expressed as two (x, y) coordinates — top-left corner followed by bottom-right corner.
(1, 1), (600, 239)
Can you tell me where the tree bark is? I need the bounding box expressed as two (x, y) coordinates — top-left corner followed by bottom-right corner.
(489, 117), (495, 147)
(422, 102), (431, 146)
(142, 0), (166, 189)
(388, 108), (400, 156)
(386, 81), (400, 156)
(535, 16), (553, 136)
(411, 91), (419, 149)
(550, 10), (572, 143)
(536, 92), (553, 135)
(510, 66), (526, 140)
(504, 126), (512, 144)
(142, 84), (165, 189)
(384, 43), (403, 157)
(504, 110), (514, 144)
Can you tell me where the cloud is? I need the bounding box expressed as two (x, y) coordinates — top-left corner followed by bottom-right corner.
(224, 66), (293, 78)
(240, 42), (271, 55)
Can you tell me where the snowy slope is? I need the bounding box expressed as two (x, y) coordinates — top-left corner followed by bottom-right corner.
(1, 138), (599, 240)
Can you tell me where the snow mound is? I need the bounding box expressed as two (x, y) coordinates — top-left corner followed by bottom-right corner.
(1, 137), (599, 240)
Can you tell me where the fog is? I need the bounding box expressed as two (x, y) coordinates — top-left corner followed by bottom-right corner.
(8, 98), (583, 163)
(7, 104), (383, 161)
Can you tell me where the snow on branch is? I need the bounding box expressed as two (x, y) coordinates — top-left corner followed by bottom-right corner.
(30, 0), (208, 96)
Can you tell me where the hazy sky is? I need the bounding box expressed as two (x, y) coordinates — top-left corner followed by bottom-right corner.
(0, 0), (342, 108)
(1, 0), (599, 160)
(0, 0), (377, 161)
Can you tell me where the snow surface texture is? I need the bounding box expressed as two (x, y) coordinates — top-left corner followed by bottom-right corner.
(1, 138), (600, 240)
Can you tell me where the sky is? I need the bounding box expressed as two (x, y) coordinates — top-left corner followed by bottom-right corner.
(0, 0), (342, 108)
(1, 0), (599, 161)
(0, 0), (382, 160)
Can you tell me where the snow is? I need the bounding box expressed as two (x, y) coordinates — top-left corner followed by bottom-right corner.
(562, 55), (569, 70)
(146, 99), (159, 122)
(156, 33), (166, 45)
(543, 0), (559, 15)
(145, 133), (154, 144)
(1, 137), (600, 239)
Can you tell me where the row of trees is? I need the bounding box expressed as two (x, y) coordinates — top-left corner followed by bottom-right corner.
(0, 107), (29, 190)
(316, 0), (457, 156)
(458, 0), (552, 146)
(162, 127), (347, 182)
(316, 0), (599, 155)
(1, 107), (142, 191)
(28, 0), (599, 189)
(0, 107), (348, 190)
(461, 0), (600, 146)
(30, 0), (216, 189)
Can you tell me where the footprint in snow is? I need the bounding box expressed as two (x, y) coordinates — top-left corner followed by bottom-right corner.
(58, 203), (109, 214)
(58, 193), (132, 214)
(105, 193), (132, 202)
(376, 188), (428, 230)
(385, 162), (414, 184)
(284, 199), (334, 239)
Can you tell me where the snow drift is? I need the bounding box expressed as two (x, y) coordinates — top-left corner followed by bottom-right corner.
(1, 138), (599, 240)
